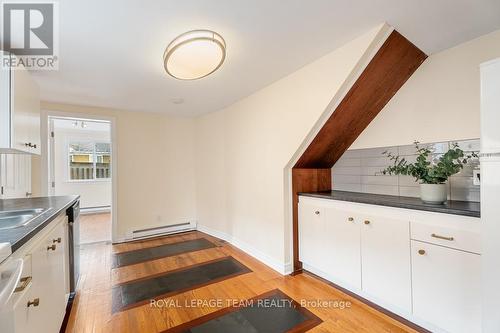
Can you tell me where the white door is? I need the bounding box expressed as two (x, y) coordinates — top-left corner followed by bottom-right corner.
(0, 154), (31, 198)
(298, 198), (326, 269)
(323, 205), (361, 290)
(361, 214), (411, 311)
(411, 240), (481, 333)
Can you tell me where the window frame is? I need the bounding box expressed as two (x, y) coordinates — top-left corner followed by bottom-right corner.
(66, 140), (111, 183)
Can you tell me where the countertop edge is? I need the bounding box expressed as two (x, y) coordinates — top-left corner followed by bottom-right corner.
(299, 191), (480, 218)
(11, 196), (80, 252)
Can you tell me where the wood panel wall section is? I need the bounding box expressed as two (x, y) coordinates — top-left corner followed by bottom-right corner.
(292, 168), (332, 271)
(292, 30), (427, 272)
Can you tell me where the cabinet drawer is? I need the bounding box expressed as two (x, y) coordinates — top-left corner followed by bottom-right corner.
(411, 221), (480, 254)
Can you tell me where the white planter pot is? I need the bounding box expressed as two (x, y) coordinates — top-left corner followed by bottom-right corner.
(420, 183), (448, 204)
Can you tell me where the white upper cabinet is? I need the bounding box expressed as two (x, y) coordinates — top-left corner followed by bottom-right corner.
(0, 51), (41, 155)
(480, 58), (500, 154)
(0, 154), (32, 199)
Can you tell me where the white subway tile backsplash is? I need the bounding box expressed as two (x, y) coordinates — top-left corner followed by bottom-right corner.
(333, 157), (362, 167)
(398, 175), (419, 187)
(398, 142), (449, 155)
(454, 139), (480, 152)
(334, 183), (363, 192)
(357, 146), (398, 158)
(333, 174), (361, 184)
(399, 186), (421, 198)
(361, 166), (387, 176)
(332, 166), (362, 175)
(332, 138), (480, 202)
(361, 156), (394, 167)
(361, 184), (399, 196)
(341, 150), (363, 159)
(450, 187), (480, 202)
(361, 175), (398, 186)
(450, 176), (479, 190)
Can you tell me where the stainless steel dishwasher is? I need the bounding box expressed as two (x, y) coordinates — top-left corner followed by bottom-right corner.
(66, 200), (80, 293)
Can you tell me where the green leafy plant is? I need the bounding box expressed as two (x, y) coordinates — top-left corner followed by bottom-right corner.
(380, 141), (477, 184)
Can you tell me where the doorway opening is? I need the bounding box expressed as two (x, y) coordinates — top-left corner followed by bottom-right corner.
(48, 116), (113, 244)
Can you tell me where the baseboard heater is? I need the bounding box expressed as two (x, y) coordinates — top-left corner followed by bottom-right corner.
(128, 221), (196, 240)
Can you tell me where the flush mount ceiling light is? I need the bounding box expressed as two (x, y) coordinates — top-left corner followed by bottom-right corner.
(163, 30), (226, 80)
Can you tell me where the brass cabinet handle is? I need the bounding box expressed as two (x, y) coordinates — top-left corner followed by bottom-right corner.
(14, 276), (32, 293)
(52, 237), (62, 244)
(431, 233), (454, 241)
(418, 249), (426, 255)
(348, 217), (354, 222)
(27, 298), (40, 307)
(314, 211), (320, 215)
(364, 220), (371, 225)
(47, 244), (56, 251)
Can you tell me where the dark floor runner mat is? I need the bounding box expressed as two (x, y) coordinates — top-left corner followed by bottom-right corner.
(112, 238), (217, 268)
(112, 256), (251, 312)
(162, 289), (322, 333)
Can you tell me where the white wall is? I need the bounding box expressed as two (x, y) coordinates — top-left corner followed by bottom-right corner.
(39, 103), (197, 242)
(195, 24), (390, 273)
(351, 29), (500, 149)
(53, 122), (112, 209)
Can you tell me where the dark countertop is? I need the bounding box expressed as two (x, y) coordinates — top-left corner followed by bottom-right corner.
(299, 190), (480, 218)
(0, 195), (79, 252)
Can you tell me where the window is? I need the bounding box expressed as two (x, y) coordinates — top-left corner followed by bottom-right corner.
(69, 142), (111, 180)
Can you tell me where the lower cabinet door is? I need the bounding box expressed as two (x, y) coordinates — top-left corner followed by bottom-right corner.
(411, 240), (481, 333)
(361, 215), (411, 311)
(299, 199), (326, 269)
(31, 218), (67, 333)
(323, 206), (361, 290)
(13, 283), (43, 333)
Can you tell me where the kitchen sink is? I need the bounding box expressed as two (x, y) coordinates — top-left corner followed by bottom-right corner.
(0, 208), (48, 230)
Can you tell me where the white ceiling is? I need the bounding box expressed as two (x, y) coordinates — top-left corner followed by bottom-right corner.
(32, 0), (500, 116)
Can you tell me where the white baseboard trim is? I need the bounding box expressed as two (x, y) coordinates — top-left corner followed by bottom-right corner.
(81, 206), (111, 214)
(197, 224), (292, 275)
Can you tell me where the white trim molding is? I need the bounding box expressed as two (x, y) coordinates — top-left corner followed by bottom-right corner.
(197, 224), (292, 275)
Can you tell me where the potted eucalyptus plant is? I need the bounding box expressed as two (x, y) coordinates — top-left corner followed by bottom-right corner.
(380, 142), (477, 204)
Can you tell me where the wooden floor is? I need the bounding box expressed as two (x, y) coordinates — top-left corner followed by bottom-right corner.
(65, 231), (419, 333)
(80, 213), (111, 244)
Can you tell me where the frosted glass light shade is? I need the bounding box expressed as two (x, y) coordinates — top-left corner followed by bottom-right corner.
(163, 30), (226, 80)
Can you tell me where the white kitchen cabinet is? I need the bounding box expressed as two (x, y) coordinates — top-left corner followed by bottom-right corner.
(323, 206), (361, 290)
(361, 213), (411, 312)
(12, 279), (42, 333)
(0, 154), (32, 199)
(298, 195), (481, 333)
(11, 213), (68, 333)
(298, 199), (327, 270)
(0, 51), (41, 155)
(411, 240), (481, 333)
(31, 221), (67, 333)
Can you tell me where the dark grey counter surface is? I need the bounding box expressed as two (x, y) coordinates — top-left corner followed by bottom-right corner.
(299, 190), (480, 218)
(0, 195), (79, 252)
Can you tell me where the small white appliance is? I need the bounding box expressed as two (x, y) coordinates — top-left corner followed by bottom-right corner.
(480, 57), (500, 333)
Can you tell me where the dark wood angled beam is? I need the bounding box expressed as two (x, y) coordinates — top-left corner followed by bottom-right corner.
(294, 30), (427, 169)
